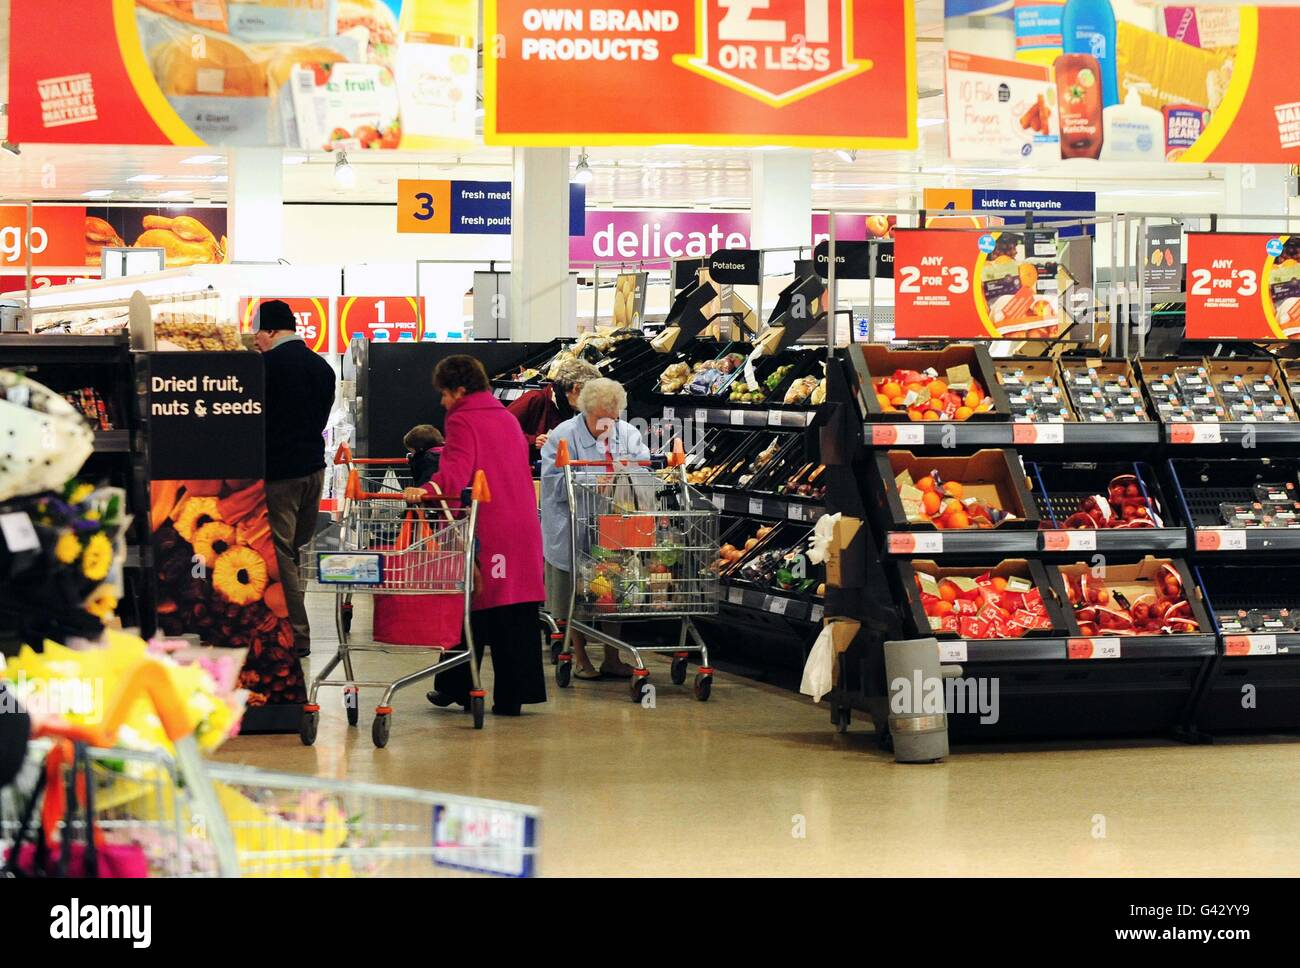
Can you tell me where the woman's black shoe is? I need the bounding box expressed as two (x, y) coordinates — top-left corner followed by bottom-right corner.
(492, 704), (522, 717)
(427, 691), (469, 711)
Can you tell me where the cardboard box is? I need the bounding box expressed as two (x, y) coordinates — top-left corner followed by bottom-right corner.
(853, 343), (1009, 421)
(899, 558), (1066, 639)
(877, 449), (1039, 531)
(824, 515), (861, 589)
(825, 617), (861, 686)
(1050, 556), (1211, 636)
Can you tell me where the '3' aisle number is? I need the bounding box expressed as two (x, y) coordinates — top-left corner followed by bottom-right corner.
(413, 193), (435, 221)
(397, 179), (451, 233)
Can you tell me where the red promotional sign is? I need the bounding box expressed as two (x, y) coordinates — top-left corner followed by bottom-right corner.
(338, 296), (425, 345)
(0, 273), (90, 292)
(894, 228), (1064, 340)
(1185, 232), (1300, 339)
(484, 0), (915, 148)
(0, 206), (91, 268)
(238, 298), (332, 354)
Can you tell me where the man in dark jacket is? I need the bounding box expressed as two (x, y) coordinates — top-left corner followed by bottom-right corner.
(255, 300), (336, 658)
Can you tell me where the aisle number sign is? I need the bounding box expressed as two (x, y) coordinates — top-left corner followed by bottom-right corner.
(339, 297), (425, 344)
(893, 228), (1063, 340)
(398, 181), (587, 235)
(1185, 233), (1300, 339)
(484, 0), (916, 149)
(237, 298), (331, 354)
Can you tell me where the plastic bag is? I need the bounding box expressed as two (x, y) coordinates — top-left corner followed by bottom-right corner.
(800, 622), (835, 703)
(806, 511), (839, 566)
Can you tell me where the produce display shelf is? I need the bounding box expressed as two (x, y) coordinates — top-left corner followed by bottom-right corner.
(92, 430), (131, 452)
(721, 582), (823, 624)
(703, 488), (824, 524)
(1193, 563), (1300, 656)
(863, 421), (1161, 448)
(663, 403), (815, 428)
(1027, 459), (1188, 554)
(884, 529), (1039, 556)
(1163, 421), (1300, 446)
(932, 633), (1215, 664)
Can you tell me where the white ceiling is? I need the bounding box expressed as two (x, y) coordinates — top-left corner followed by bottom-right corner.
(0, 0), (1229, 212)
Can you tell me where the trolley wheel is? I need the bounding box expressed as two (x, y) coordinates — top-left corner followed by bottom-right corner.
(693, 673), (712, 702)
(550, 638), (563, 665)
(372, 711), (391, 748)
(471, 695), (485, 730)
(299, 708), (319, 746)
(670, 655), (689, 685)
(555, 656), (573, 688)
(344, 688), (359, 727)
(630, 673), (651, 704)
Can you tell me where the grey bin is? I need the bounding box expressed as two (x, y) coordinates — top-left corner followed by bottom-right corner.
(884, 637), (963, 764)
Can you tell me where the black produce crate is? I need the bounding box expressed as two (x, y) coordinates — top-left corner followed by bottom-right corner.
(1167, 457), (1300, 529)
(633, 339), (735, 398)
(1026, 459), (1187, 552)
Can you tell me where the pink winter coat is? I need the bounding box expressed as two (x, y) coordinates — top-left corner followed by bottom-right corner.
(421, 391), (544, 611)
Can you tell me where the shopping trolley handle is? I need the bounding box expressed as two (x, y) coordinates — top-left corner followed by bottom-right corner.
(333, 441), (424, 467)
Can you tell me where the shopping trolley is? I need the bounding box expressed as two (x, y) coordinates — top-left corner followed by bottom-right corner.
(299, 445), (489, 747)
(0, 658), (541, 877)
(554, 439), (720, 701)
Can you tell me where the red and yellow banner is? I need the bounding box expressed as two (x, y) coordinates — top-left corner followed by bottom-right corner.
(484, 0), (915, 148)
(1185, 233), (1300, 339)
(237, 297), (332, 353)
(338, 296), (424, 345)
(893, 229), (1061, 340)
(0, 205), (226, 268)
(7, 1), (476, 149)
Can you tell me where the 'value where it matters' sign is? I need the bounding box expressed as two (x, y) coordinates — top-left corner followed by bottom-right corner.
(483, 0), (915, 148)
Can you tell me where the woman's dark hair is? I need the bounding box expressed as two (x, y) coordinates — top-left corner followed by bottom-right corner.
(433, 355), (490, 395)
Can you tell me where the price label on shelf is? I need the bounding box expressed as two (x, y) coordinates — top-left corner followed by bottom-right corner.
(787, 503), (806, 521)
(663, 407), (674, 422)
(888, 532), (943, 555)
(1042, 530), (1096, 552)
(711, 493), (726, 510)
(694, 409), (708, 428)
(1195, 528), (1247, 551)
(749, 497), (765, 517)
(1012, 423), (1064, 445)
(728, 410), (745, 426)
(810, 604), (824, 623)
(727, 587), (744, 605)
(938, 640), (968, 663)
(767, 595), (788, 616)
(1168, 423), (1222, 445)
(870, 424), (925, 447)
(1068, 637), (1121, 660)
(1224, 634), (1278, 657)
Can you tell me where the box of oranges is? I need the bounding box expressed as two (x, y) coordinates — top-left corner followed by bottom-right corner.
(899, 558), (1065, 640)
(853, 344), (1009, 423)
(878, 449), (1040, 531)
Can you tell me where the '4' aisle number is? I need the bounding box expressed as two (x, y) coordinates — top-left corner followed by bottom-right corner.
(1190, 268), (1257, 296)
(897, 265), (969, 295)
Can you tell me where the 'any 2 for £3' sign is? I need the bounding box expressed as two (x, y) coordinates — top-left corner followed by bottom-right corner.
(891, 229), (987, 339)
(1185, 233), (1300, 340)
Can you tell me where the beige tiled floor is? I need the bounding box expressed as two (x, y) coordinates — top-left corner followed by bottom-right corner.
(217, 600), (1300, 876)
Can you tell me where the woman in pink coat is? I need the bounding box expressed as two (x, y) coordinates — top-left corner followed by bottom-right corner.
(403, 355), (546, 715)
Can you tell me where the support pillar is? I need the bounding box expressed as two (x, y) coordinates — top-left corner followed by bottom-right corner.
(226, 148), (284, 263)
(510, 147), (572, 340)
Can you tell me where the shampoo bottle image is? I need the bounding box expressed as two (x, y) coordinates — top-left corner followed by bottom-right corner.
(1061, 0), (1118, 108)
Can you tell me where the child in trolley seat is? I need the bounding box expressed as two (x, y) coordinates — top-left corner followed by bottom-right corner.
(403, 424), (443, 487)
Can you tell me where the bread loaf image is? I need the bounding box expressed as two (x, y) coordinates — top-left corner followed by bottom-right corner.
(151, 34), (268, 97)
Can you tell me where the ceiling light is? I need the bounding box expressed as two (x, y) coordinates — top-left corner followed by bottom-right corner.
(572, 150), (594, 185)
(1, 141), (20, 157)
(282, 153), (308, 165)
(181, 154), (224, 165)
(127, 174), (162, 182)
(334, 150), (355, 188)
(835, 149), (857, 163)
(159, 190), (190, 199)
(81, 190), (114, 198)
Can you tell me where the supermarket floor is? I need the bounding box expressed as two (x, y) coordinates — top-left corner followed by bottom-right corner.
(217, 601), (1300, 877)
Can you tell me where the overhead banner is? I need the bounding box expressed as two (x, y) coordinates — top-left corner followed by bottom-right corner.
(893, 228), (1067, 340)
(8, 1), (478, 149)
(1185, 233), (1300, 339)
(943, 4), (1300, 164)
(484, 0), (916, 148)
(237, 297), (331, 353)
(0, 205), (227, 268)
(398, 181), (586, 235)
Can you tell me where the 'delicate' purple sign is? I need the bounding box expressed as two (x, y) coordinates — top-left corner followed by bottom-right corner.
(568, 210), (889, 268)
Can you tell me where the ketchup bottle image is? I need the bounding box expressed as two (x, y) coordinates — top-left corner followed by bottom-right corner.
(1055, 53), (1104, 159)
